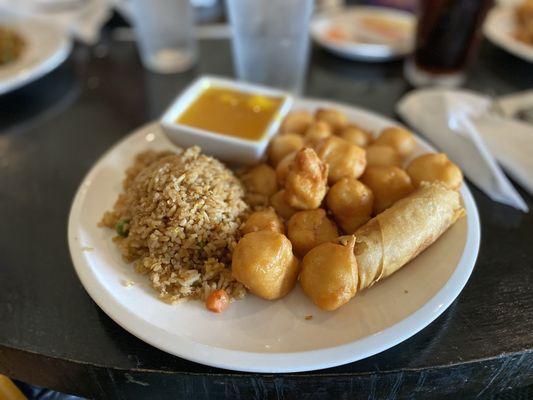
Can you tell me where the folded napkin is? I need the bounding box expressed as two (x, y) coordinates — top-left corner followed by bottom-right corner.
(397, 88), (530, 212)
(0, 0), (112, 45)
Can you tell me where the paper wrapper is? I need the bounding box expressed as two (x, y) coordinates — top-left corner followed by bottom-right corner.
(397, 88), (529, 212)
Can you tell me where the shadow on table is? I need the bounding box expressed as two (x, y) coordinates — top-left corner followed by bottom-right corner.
(94, 306), (218, 374)
(0, 63), (81, 137)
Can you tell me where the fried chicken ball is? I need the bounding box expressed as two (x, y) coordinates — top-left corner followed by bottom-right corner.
(314, 136), (366, 184)
(315, 108), (348, 133)
(365, 145), (403, 168)
(232, 231), (299, 300)
(275, 151), (296, 186)
(406, 153), (463, 190)
(268, 134), (304, 167)
(326, 177), (374, 233)
(361, 166), (414, 214)
(280, 111), (314, 135)
(287, 209), (339, 257)
(304, 121), (332, 144)
(338, 125), (373, 148)
(299, 235), (358, 311)
(284, 148), (328, 209)
(374, 126), (416, 158)
(270, 190), (299, 220)
(241, 208), (285, 235)
(241, 163), (278, 196)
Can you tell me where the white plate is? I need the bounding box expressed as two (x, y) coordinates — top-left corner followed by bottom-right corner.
(0, 17), (72, 95)
(310, 6), (415, 62)
(484, 5), (533, 63)
(68, 98), (480, 373)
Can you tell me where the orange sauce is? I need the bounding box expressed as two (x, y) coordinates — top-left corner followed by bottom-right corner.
(177, 86), (284, 141)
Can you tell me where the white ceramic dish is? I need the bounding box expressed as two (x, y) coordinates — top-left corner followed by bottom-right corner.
(0, 16), (72, 96)
(484, 5), (533, 63)
(310, 6), (415, 62)
(68, 97), (480, 373)
(160, 76), (293, 164)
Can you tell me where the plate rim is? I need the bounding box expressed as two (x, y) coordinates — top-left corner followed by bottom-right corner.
(0, 17), (72, 95)
(68, 97), (480, 373)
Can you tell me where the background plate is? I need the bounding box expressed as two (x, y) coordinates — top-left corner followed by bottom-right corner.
(484, 5), (533, 63)
(0, 16), (71, 95)
(310, 6), (415, 62)
(68, 98), (480, 373)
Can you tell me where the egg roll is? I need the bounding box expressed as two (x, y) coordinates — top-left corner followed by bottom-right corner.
(353, 182), (465, 290)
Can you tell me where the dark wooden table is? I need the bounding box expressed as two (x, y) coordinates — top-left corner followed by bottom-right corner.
(0, 31), (532, 399)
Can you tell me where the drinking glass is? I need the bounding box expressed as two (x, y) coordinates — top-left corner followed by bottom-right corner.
(226, 0), (314, 93)
(131, 0), (197, 74)
(405, 0), (493, 87)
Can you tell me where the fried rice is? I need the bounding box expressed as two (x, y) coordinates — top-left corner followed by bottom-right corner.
(100, 146), (249, 303)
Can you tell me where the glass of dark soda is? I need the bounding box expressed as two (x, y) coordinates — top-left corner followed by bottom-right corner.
(405, 0), (494, 87)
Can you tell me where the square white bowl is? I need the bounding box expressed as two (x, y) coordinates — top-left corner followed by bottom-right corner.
(160, 75), (293, 165)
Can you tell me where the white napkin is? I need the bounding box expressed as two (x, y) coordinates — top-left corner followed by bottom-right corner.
(0, 0), (112, 45)
(397, 88), (530, 212)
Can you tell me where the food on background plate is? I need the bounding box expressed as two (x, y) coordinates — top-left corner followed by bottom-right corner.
(358, 14), (413, 42)
(515, 0), (533, 45)
(324, 13), (414, 46)
(176, 86), (284, 141)
(361, 165), (414, 214)
(407, 153), (463, 190)
(0, 27), (24, 66)
(99, 147), (249, 305)
(101, 102), (466, 314)
(232, 230), (300, 300)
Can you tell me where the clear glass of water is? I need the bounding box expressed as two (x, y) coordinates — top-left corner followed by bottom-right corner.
(226, 0), (314, 93)
(131, 0), (197, 74)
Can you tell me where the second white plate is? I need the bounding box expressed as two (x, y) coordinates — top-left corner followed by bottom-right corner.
(0, 16), (72, 95)
(68, 97), (480, 373)
(484, 5), (533, 63)
(310, 6), (415, 62)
